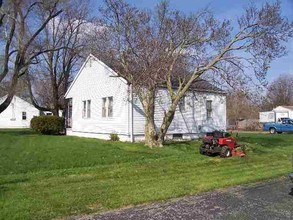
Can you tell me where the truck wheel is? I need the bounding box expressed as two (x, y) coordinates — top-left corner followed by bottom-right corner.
(220, 146), (231, 158)
(269, 128), (276, 134)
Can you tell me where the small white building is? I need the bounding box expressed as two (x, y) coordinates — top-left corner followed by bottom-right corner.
(259, 106), (293, 123)
(0, 96), (40, 128)
(65, 54), (227, 142)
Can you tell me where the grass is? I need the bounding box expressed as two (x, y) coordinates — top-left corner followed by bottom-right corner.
(0, 129), (292, 220)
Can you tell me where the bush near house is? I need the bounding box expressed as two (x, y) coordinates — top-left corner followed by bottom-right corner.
(109, 133), (120, 141)
(30, 116), (64, 134)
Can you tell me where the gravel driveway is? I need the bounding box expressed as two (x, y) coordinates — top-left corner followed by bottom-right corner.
(74, 177), (293, 220)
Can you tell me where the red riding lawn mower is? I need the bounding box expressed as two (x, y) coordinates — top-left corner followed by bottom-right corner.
(199, 131), (246, 157)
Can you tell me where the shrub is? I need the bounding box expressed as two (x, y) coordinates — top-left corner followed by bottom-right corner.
(31, 116), (64, 135)
(109, 133), (120, 141)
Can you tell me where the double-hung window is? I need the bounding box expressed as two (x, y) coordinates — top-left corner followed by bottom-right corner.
(22, 112), (27, 120)
(206, 100), (212, 119)
(82, 100), (91, 118)
(102, 96), (113, 118)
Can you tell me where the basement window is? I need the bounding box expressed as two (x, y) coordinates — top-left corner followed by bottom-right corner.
(173, 134), (183, 139)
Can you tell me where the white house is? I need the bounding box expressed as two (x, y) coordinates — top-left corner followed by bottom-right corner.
(0, 96), (40, 128)
(65, 54), (227, 142)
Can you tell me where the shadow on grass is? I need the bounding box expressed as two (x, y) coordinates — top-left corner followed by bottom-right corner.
(0, 177), (30, 185)
(0, 129), (37, 136)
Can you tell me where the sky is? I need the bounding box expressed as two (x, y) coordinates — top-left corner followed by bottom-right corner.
(92, 0), (293, 83)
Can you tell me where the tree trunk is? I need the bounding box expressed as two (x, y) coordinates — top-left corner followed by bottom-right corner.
(144, 115), (160, 148)
(52, 81), (59, 116)
(158, 109), (176, 145)
(142, 89), (161, 148)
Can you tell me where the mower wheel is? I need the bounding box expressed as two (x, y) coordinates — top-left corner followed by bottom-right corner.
(220, 146), (231, 157)
(269, 128), (276, 134)
(199, 146), (206, 155)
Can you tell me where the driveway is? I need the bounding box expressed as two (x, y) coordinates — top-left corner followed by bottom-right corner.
(75, 178), (293, 220)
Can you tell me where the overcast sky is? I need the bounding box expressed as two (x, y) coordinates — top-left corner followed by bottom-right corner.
(93, 0), (293, 83)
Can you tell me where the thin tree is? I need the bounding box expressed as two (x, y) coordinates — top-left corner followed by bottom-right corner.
(262, 74), (293, 110)
(27, 0), (95, 116)
(0, 0), (63, 113)
(99, 0), (293, 147)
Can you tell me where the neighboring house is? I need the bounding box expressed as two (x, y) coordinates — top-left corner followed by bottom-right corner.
(65, 54), (227, 142)
(259, 106), (293, 123)
(0, 96), (40, 128)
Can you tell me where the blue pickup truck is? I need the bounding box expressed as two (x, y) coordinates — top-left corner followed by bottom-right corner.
(263, 118), (293, 134)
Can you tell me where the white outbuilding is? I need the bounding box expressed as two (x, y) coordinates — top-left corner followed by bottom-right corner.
(64, 54), (227, 142)
(259, 106), (293, 123)
(0, 96), (40, 128)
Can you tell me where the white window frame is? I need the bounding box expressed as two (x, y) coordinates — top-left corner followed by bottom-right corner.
(82, 100), (91, 119)
(87, 100), (91, 118)
(102, 96), (114, 118)
(206, 100), (212, 119)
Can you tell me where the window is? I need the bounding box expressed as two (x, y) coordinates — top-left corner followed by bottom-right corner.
(87, 100), (91, 118)
(108, 97), (113, 117)
(82, 100), (91, 118)
(22, 112), (27, 120)
(102, 98), (107, 117)
(206, 100), (212, 119)
(102, 97), (114, 118)
(179, 96), (186, 111)
(82, 101), (86, 118)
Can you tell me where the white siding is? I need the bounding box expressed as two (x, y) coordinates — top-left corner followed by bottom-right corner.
(0, 96), (40, 128)
(65, 56), (131, 141)
(132, 89), (226, 140)
(65, 54), (227, 142)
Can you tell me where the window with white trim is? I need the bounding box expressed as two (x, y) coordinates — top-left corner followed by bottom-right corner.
(22, 112), (27, 120)
(87, 100), (91, 118)
(102, 96), (114, 118)
(82, 100), (91, 118)
(206, 100), (212, 119)
(102, 98), (107, 117)
(108, 97), (113, 117)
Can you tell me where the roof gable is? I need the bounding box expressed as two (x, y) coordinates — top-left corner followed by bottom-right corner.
(65, 54), (127, 98)
(274, 106), (293, 111)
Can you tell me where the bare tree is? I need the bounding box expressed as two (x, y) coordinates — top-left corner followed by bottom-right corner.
(98, 0), (292, 147)
(227, 89), (260, 125)
(27, 0), (95, 116)
(261, 74), (293, 110)
(0, 0), (63, 113)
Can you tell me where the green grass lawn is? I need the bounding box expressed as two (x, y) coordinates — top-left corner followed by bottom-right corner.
(0, 130), (292, 220)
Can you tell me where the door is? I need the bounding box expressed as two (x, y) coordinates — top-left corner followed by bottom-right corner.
(282, 120), (293, 132)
